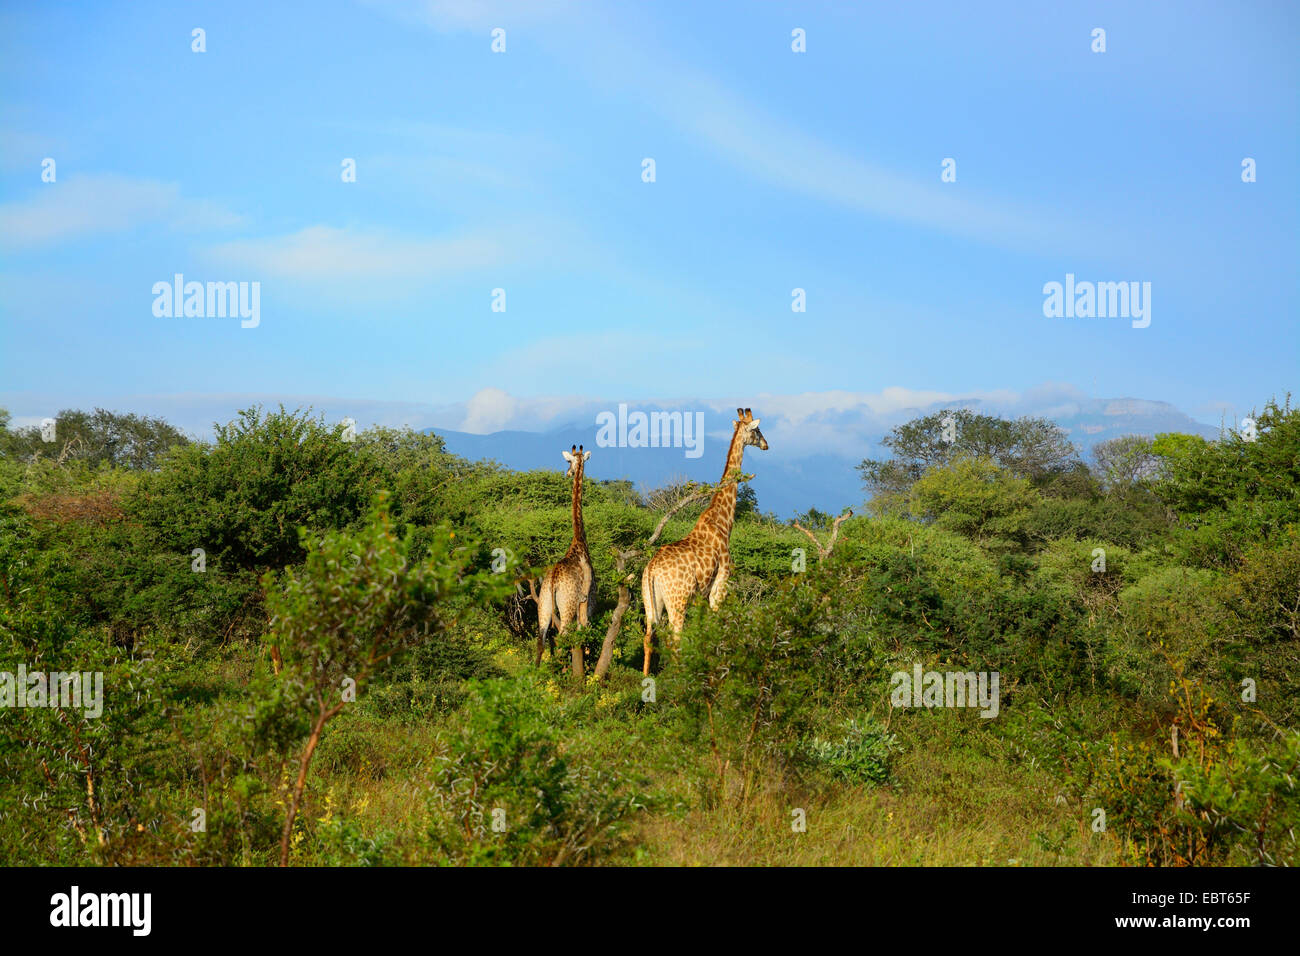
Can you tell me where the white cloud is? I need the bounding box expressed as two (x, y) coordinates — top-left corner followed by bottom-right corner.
(205, 225), (504, 280)
(654, 74), (1065, 252)
(420, 382), (1196, 458)
(461, 387), (518, 433)
(750, 387), (981, 426)
(0, 174), (242, 249)
(380, 3), (1127, 257)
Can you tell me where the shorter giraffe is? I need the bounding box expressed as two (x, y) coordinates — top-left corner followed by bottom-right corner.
(537, 444), (594, 676)
(642, 408), (768, 674)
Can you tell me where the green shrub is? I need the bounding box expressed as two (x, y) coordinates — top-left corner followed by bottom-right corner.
(667, 567), (887, 801)
(806, 718), (902, 785)
(1092, 729), (1300, 866)
(908, 456), (1040, 550)
(253, 491), (508, 864)
(129, 405), (388, 575)
(1109, 568), (1233, 703)
(424, 676), (643, 865)
(308, 793), (395, 866)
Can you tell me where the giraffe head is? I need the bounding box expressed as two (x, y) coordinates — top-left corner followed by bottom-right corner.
(735, 408), (769, 451)
(561, 443), (590, 478)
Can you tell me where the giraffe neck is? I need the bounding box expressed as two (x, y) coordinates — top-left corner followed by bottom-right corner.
(697, 426), (745, 540)
(567, 465), (587, 555)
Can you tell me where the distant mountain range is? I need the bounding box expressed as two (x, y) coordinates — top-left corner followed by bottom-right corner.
(428, 397), (1221, 518)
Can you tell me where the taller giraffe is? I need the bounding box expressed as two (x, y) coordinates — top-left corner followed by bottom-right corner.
(641, 408), (768, 675)
(537, 444), (594, 677)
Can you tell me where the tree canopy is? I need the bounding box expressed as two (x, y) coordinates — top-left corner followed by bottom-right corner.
(858, 409), (1079, 512)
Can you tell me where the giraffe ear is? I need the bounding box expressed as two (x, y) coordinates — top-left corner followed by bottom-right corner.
(583, 450), (591, 462)
(562, 450), (574, 462)
(749, 418), (761, 427)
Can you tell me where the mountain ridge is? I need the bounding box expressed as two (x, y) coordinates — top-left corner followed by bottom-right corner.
(428, 397), (1221, 518)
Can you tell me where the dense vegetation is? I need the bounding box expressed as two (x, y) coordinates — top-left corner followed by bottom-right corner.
(1, 399), (1296, 866)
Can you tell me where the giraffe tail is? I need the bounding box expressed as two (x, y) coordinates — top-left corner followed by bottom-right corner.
(642, 561), (658, 634)
(641, 561), (657, 676)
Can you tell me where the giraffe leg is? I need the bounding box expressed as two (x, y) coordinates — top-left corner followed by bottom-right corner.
(555, 584), (583, 679)
(575, 587), (590, 678)
(708, 554), (732, 610)
(665, 599), (687, 660)
(584, 563), (596, 665)
(643, 615), (654, 677)
(578, 564), (593, 627)
(536, 573), (554, 666)
(570, 602), (584, 678)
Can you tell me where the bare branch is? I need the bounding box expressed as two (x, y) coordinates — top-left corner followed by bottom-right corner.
(648, 488), (710, 548)
(826, 509), (853, 554)
(520, 577), (540, 606)
(793, 509), (854, 561)
(792, 521), (825, 556)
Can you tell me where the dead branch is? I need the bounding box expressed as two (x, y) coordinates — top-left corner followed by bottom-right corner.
(792, 509), (854, 561)
(55, 436), (85, 466)
(648, 487), (711, 546)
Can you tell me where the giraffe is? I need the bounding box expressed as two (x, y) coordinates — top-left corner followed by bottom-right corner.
(641, 408), (768, 675)
(537, 444), (594, 677)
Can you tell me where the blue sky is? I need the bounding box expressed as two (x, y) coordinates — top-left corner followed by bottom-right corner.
(1, 0), (1296, 439)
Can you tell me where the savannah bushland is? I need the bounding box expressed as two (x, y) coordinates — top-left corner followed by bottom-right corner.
(1, 400), (1296, 866)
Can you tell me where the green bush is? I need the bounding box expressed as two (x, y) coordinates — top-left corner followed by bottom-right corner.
(1109, 568), (1233, 703)
(909, 456), (1040, 550)
(424, 676), (643, 865)
(1092, 722), (1300, 866)
(667, 566), (891, 800)
(806, 718), (902, 785)
(129, 405), (388, 574)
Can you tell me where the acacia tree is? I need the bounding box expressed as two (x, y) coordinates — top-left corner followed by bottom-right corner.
(0, 407), (189, 469)
(1151, 396), (1299, 567)
(1092, 434), (1162, 491)
(858, 409), (1078, 512)
(259, 492), (506, 865)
